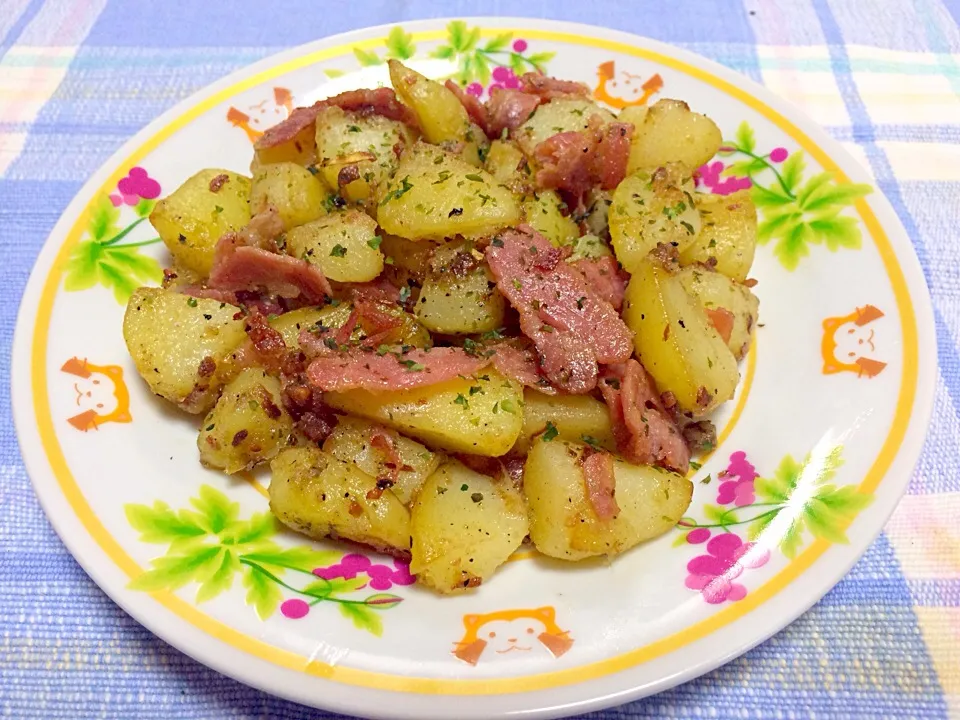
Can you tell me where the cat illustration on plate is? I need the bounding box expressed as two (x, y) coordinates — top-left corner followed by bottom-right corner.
(821, 304), (887, 379)
(453, 606), (574, 666)
(227, 88), (295, 142)
(61, 357), (132, 432)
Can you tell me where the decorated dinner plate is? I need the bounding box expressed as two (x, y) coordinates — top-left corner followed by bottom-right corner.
(12, 16), (936, 720)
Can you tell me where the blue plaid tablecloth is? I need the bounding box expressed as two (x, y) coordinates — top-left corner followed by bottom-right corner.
(2, 1), (959, 717)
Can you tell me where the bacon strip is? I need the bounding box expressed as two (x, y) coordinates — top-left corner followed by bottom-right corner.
(534, 119), (633, 207)
(518, 73), (591, 99)
(444, 80), (490, 133)
(485, 88), (541, 137)
(598, 360), (690, 474)
(206, 209), (331, 303)
(255, 87), (418, 150)
(370, 427), (404, 488)
(306, 347), (488, 393)
(485, 226), (633, 394)
(209, 246), (331, 303)
(581, 449), (619, 520)
(489, 343), (545, 390)
(570, 256), (629, 311)
(706, 307), (735, 344)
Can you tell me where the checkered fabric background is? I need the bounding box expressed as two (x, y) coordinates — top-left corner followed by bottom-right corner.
(1, 1), (958, 718)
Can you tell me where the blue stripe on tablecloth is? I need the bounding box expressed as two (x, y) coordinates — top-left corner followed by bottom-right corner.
(0, 0), (44, 56)
(83, 0), (761, 48)
(915, 0), (960, 95)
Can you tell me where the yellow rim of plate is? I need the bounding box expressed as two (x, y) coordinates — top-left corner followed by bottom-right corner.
(29, 27), (919, 695)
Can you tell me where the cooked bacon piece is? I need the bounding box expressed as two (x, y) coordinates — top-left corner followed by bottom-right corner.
(518, 73), (591, 99)
(681, 419), (717, 454)
(598, 360), (690, 474)
(444, 79), (489, 133)
(489, 342), (544, 390)
(370, 427), (404, 487)
(280, 378), (339, 444)
(238, 206), (285, 251)
(244, 313), (287, 372)
(485, 226), (633, 394)
(705, 307), (735, 344)
(570, 256), (629, 311)
(254, 105), (320, 152)
(485, 88), (541, 137)
(207, 210), (331, 303)
(306, 347), (488, 393)
(209, 246), (331, 303)
(354, 298), (404, 335)
(534, 120), (633, 206)
(339, 276), (403, 305)
(580, 449), (620, 520)
(454, 452), (526, 489)
(255, 88), (418, 150)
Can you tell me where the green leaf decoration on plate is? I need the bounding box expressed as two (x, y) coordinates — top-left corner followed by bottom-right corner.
(385, 26), (416, 60)
(679, 446), (873, 559)
(125, 485), (409, 633)
(717, 122), (872, 270)
(64, 166), (164, 303)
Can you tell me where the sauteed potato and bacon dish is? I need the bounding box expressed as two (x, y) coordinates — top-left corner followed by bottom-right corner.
(122, 60), (759, 592)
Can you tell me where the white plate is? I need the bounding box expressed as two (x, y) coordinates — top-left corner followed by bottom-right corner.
(11, 17), (936, 720)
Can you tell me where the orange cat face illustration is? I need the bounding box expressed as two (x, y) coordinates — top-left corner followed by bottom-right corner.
(821, 305), (887, 378)
(594, 61), (663, 109)
(227, 88), (294, 142)
(453, 606), (574, 666)
(61, 358), (132, 431)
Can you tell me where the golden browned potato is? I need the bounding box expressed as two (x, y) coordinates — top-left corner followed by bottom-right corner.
(622, 258), (739, 414)
(410, 460), (528, 592)
(515, 98), (615, 157)
(514, 389), (616, 454)
(315, 106), (414, 202)
(624, 98), (722, 174)
(285, 210), (383, 282)
(524, 438), (692, 560)
(269, 447), (411, 556)
(378, 234), (437, 284)
(269, 302), (431, 351)
(250, 162), (327, 229)
(197, 368), (293, 473)
(680, 191), (757, 282)
(325, 369), (523, 456)
(484, 140), (527, 184)
(377, 143), (520, 241)
(322, 417), (441, 506)
(523, 190), (578, 247)
(388, 59), (484, 166)
(415, 240), (506, 334)
(677, 266), (759, 360)
(609, 165), (701, 272)
(150, 169), (251, 276)
(122, 287), (247, 413)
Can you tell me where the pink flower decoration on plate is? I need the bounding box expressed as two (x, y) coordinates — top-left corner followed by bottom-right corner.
(280, 598), (310, 619)
(115, 166), (161, 204)
(313, 553), (371, 581)
(313, 554), (415, 590)
(769, 147), (789, 163)
(685, 533), (770, 604)
(696, 160), (752, 196)
(717, 450), (759, 507)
